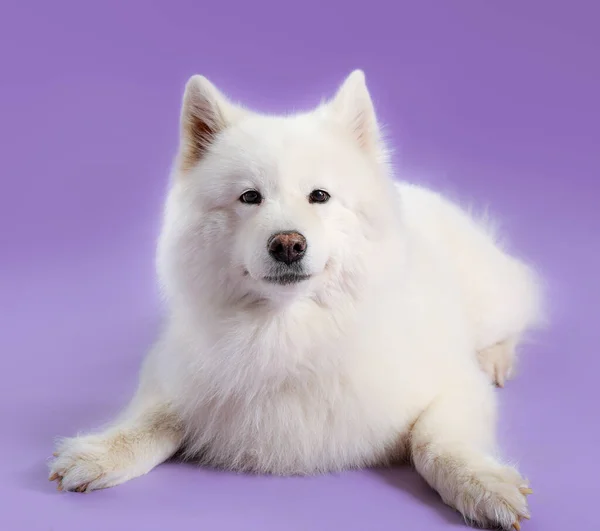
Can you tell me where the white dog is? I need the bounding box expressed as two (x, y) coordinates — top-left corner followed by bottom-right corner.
(50, 71), (542, 530)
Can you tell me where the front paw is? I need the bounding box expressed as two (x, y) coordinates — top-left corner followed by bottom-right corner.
(49, 435), (133, 492)
(451, 463), (532, 530)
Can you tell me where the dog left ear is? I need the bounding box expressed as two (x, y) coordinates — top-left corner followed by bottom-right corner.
(178, 75), (245, 172)
(328, 70), (382, 155)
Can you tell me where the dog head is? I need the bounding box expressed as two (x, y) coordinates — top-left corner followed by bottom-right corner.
(158, 71), (400, 307)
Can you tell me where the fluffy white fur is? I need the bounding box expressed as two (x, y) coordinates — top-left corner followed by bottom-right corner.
(50, 71), (542, 529)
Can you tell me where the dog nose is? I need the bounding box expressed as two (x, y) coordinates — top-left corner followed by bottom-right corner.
(268, 232), (307, 265)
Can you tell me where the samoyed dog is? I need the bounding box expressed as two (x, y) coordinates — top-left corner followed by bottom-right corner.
(50, 71), (542, 529)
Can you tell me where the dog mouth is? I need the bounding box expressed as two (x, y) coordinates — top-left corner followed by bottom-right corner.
(262, 273), (311, 285)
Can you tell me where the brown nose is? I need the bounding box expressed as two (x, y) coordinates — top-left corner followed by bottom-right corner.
(268, 232), (307, 265)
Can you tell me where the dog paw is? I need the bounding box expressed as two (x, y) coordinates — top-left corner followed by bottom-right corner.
(49, 435), (134, 492)
(477, 340), (516, 387)
(453, 463), (532, 530)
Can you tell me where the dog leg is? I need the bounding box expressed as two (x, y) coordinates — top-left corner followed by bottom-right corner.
(410, 371), (531, 529)
(49, 381), (183, 492)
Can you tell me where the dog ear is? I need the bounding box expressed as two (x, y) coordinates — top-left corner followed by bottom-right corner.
(328, 70), (382, 155)
(178, 75), (243, 172)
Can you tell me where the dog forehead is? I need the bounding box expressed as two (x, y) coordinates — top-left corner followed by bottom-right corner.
(227, 114), (362, 178)
(234, 114), (326, 151)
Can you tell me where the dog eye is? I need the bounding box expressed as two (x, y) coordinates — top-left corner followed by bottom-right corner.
(239, 190), (263, 205)
(309, 189), (330, 204)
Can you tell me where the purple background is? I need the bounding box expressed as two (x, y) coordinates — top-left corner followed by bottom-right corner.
(1, 1), (598, 529)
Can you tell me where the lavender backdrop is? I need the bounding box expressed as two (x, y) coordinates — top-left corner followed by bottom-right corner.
(1, 1), (598, 530)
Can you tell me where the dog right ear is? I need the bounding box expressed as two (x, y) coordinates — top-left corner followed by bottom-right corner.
(178, 75), (243, 172)
(328, 70), (382, 156)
